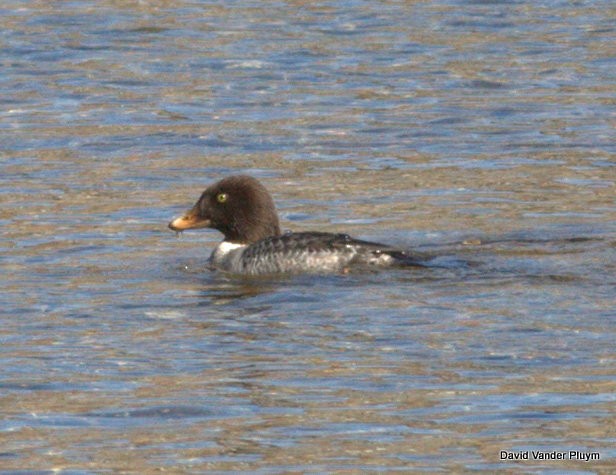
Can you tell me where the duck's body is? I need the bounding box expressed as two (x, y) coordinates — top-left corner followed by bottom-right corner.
(209, 231), (415, 275)
(169, 175), (424, 275)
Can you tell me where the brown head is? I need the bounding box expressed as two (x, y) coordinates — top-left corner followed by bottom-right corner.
(168, 175), (281, 243)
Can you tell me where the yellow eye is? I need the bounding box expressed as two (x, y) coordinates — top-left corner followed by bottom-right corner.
(216, 192), (228, 203)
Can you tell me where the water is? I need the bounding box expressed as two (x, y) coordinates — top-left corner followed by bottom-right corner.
(1, 0), (614, 472)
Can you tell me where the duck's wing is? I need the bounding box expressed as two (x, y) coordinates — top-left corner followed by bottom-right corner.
(325, 232), (428, 267)
(241, 232), (427, 271)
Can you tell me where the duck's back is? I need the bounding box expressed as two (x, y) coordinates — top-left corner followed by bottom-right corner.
(213, 232), (423, 275)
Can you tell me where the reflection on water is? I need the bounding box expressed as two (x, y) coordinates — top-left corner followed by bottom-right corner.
(1, 0), (615, 472)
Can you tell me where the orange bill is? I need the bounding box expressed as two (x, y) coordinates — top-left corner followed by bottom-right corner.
(168, 205), (210, 231)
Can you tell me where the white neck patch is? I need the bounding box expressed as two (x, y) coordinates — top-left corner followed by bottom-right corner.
(215, 241), (246, 256)
(210, 241), (247, 271)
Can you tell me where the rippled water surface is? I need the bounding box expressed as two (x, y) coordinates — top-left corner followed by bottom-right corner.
(1, 0), (615, 472)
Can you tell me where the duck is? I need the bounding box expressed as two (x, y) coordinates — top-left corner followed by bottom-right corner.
(168, 175), (425, 275)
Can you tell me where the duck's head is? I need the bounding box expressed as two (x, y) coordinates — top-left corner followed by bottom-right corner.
(168, 175), (281, 243)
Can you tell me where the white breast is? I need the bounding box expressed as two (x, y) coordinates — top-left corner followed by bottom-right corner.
(209, 241), (247, 271)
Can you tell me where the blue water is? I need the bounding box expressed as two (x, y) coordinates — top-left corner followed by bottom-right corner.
(1, 0), (614, 472)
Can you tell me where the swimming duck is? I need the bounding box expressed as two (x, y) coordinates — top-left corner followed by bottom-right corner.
(169, 175), (424, 275)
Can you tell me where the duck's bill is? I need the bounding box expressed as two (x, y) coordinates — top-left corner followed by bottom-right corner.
(168, 207), (210, 231)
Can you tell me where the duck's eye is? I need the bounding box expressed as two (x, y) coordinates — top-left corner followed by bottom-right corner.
(216, 192), (228, 203)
